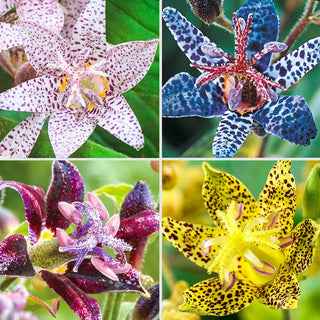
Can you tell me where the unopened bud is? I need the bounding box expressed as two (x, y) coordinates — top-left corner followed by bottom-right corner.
(187, 0), (223, 24)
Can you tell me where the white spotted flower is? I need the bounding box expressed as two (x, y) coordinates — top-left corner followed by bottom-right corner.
(0, 0), (158, 158)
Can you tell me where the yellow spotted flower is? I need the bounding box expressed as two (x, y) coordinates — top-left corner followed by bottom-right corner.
(162, 161), (319, 316)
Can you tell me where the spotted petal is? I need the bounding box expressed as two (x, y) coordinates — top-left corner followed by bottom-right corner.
(180, 277), (258, 316)
(40, 270), (102, 320)
(0, 182), (46, 245)
(16, 0), (64, 34)
(212, 110), (253, 158)
(46, 161), (85, 234)
(236, 0), (279, 72)
(0, 75), (60, 112)
(0, 0), (14, 15)
(48, 110), (96, 158)
(265, 37), (320, 91)
(285, 219), (318, 274)
(0, 112), (49, 159)
(162, 217), (227, 270)
(162, 73), (227, 117)
(96, 95), (144, 150)
(256, 161), (295, 236)
(202, 162), (256, 228)
(257, 264), (300, 309)
(0, 234), (35, 277)
(104, 39), (158, 94)
(253, 95), (317, 146)
(0, 23), (22, 52)
(163, 7), (228, 67)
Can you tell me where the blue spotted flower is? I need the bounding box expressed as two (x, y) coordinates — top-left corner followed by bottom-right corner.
(163, 0), (320, 158)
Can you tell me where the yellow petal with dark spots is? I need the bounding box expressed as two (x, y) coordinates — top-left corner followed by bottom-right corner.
(202, 162), (257, 228)
(180, 277), (257, 316)
(256, 160), (295, 236)
(162, 217), (226, 270)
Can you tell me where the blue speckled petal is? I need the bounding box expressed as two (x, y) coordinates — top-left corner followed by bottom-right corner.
(236, 0), (279, 72)
(162, 72), (227, 117)
(212, 110), (253, 158)
(163, 7), (228, 67)
(253, 95), (317, 146)
(265, 37), (320, 92)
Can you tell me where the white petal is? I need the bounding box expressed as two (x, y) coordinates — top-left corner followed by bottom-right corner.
(0, 23), (22, 52)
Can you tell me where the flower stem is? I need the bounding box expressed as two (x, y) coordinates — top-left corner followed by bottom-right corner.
(258, 135), (269, 158)
(215, 15), (233, 33)
(102, 293), (124, 320)
(279, 0), (318, 59)
(111, 293), (124, 320)
(162, 253), (176, 292)
(281, 309), (293, 320)
(0, 277), (17, 291)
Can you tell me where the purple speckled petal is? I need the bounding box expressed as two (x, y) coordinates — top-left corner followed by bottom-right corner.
(96, 95), (143, 150)
(0, 0), (14, 15)
(0, 182), (46, 245)
(17, 21), (72, 75)
(0, 112), (49, 159)
(16, 0), (64, 34)
(0, 23), (22, 52)
(70, 0), (111, 59)
(0, 234), (35, 277)
(65, 259), (147, 295)
(104, 39), (158, 94)
(40, 270), (102, 320)
(120, 181), (154, 219)
(60, 0), (90, 40)
(46, 161), (85, 233)
(0, 75), (60, 112)
(48, 110), (96, 158)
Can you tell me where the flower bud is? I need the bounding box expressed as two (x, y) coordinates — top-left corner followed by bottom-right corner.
(187, 0), (223, 24)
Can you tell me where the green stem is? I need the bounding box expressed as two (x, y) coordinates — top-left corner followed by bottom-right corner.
(102, 293), (117, 320)
(281, 309), (293, 320)
(215, 15), (233, 33)
(257, 135), (269, 158)
(0, 277), (17, 291)
(162, 253), (176, 292)
(111, 293), (124, 320)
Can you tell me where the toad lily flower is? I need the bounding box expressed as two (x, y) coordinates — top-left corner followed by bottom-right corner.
(0, 0), (158, 158)
(0, 161), (147, 320)
(162, 0), (319, 157)
(162, 161), (319, 316)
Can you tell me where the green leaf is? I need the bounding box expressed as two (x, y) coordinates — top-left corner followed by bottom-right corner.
(10, 220), (28, 237)
(94, 184), (133, 208)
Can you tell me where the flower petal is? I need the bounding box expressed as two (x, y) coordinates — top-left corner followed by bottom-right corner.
(256, 161), (295, 236)
(46, 161), (85, 233)
(0, 23), (22, 52)
(0, 75), (60, 112)
(104, 39), (158, 94)
(180, 277), (257, 316)
(65, 259), (147, 295)
(40, 270), (102, 320)
(120, 181), (154, 219)
(16, 0), (64, 34)
(202, 162), (256, 228)
(0, 0), (14, 15)
(60, 0), (90, 40)
(253, 95), (317, 146)
(0, 234), (35, 277)
(162, 73), (227, 117)
(0, 182), (46, 245)
(285, 219), (319, 274)
(257, 264), (300, 309)
(162, 7), (228, 67)
(162, 217), (226, 270)
(236, 0), (279, 72)
(265, 37), (320, 91)
(48, 110), (96, 158)
(96, 95), (144, 150)
(0, 112), (48, 159)
(212, 110), (253, 158)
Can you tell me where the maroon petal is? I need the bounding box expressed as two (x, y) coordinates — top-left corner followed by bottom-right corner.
(0, 181), (46, 245)
(40, 270), (102, 320)
(120, 181), (154, 219)
(46, 161), (85, 234)
(65, 259), (147, 295)
(0, 234), (35, 277)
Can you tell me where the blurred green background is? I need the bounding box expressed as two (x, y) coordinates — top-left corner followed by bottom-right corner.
(162, 160), (320, 320)
(0, 160), (159, 319)
(162, 0), (320, 157)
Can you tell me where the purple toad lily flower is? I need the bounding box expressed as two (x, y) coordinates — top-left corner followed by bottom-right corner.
(162, 0), (320, 157)
(0, 0), (158, 158)
(0, 161), (150, 320)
